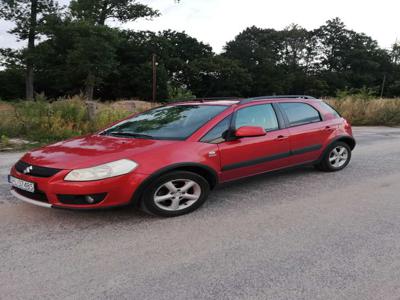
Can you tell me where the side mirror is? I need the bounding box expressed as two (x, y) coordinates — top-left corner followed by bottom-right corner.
(235, 126), (266, 138)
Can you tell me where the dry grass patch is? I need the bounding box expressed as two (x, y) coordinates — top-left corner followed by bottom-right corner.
(326, 97), (400, 126)
(0, 97), (160, 148)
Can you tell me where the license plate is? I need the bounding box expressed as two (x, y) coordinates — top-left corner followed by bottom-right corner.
(8, 176), (35, 193)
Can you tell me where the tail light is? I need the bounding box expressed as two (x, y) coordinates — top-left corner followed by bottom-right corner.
(343, 118), (353, 134)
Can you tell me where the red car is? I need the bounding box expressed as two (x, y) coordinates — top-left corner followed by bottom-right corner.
(9, 96), (355, 217)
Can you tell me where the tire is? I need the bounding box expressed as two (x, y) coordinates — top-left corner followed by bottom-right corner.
(315, 141), (352, 172)
(141, 171), (210, 217)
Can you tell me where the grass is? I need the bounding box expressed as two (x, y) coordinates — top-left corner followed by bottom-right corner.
(326, 97), (400, 126)
(0, 96), (157, 150)
(0, 96), (399, 151)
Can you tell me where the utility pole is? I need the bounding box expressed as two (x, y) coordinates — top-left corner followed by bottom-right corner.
(152, 54), (157, 102)
(26, 0), (38, 101)
(380, 74), (386, 98)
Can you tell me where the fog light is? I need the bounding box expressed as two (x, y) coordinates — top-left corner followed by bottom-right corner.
(85, 196), (95, 204)
(57, 193), (107, 205)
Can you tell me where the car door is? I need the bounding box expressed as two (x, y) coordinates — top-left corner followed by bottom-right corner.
(277, 102), (334, 165)
(217, 103), (291, 182)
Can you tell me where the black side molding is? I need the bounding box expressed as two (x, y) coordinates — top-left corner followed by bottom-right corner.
(222, 152), (291, 171)
(222, 144), (322, 171)
(291, 144), (322, 156)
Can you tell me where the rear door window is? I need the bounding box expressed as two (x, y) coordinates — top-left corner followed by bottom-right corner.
(319, 102), (341, 118)
(279, 103), (321, 127)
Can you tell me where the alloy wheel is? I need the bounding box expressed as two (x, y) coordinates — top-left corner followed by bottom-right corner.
(329, 146), (349, 168)
(153, 179), (202, 211)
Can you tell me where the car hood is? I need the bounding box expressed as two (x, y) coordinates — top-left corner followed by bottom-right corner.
(20, 134), (179, 170)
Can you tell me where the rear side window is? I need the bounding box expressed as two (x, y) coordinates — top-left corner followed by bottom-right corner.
(319, 102), (341, 118)
(279, 102), (321, 127)
(235, 104), (279, 131)
(200, 116), (231, 144)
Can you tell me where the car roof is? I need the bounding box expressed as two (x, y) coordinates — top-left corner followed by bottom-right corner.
(171, 95), (321, 107)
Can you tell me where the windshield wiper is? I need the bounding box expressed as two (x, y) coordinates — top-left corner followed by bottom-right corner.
(105, 131), (154, 139)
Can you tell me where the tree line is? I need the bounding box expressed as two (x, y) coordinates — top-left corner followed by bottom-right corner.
(1, 0), (400, 101)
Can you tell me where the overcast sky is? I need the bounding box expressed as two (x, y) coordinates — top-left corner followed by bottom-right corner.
(1, 0), (399, 53)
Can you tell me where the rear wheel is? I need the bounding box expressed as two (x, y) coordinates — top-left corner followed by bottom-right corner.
(315, 142), (352, 172)
(141, 171), (210, 217)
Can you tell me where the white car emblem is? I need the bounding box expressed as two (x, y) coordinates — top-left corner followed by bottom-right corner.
(23, 166), (33, 174)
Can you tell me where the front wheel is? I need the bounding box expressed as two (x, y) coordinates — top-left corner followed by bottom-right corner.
(315, 142), (352, 172)
(141, 171), (210, 217)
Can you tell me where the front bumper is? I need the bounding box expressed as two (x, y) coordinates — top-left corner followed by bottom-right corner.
(9, 166), (149, 209)
(11, 189), (52, 208)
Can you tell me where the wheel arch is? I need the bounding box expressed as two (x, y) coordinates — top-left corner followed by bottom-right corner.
(317, 135), (356, 163)
(336, 136), (356, 150)
(130, 163), (219, 206)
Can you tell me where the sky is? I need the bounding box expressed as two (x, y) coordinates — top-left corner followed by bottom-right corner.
(0, 0), (399, 53)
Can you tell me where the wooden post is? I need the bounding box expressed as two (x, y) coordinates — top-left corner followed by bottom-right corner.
(380, 74), (386, 98)
(152, 54), (157, 102)
(26, 0), (38, 101)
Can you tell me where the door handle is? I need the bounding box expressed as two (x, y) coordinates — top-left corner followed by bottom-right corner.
(324, 126), (333, 131)
(276, 135), (288, 140)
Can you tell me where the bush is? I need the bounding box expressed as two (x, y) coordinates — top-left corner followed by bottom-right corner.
(94, 106), (132, 131)
(0, 134), (10, 147)
(1, 97), (89, 142)
(336, 87), (377, 100)
(165, 84), (195, 103)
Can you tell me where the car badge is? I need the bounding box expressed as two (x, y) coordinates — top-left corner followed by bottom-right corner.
(23, 165), (33, 174)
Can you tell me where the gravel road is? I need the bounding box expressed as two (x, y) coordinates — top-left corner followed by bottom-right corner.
(1, 127), (400, 300)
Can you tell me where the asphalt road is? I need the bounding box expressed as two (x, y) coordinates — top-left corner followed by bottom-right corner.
(1, 127), (400, 300)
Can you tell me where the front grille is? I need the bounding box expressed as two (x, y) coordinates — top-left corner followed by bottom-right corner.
(15, 160), (61, 178)
(13, 187), (49, 203)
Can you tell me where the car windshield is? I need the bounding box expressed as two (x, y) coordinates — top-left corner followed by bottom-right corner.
(101, 105), (228, 140)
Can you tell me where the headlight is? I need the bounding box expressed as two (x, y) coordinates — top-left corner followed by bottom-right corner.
(64, 159), (138, 181)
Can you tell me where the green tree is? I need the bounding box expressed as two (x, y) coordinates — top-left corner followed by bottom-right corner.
(66, 23), (121, 100)
(0, 0), (61, 100)
(0, 67), (25, 100)
(224, 25), (320, 96)
(150, 30), (213, 89)
(224, 26), (285, 95)
(314, 18), (392, 95)
(99, 30), (212, 100)
(2, 14), (400, 100)
(69, 0), (159, 25)
(67, 0), (159, 99)
(279, 24), (315, 71)
(28, 18), (121, 99)
(184, 56), (251, 97)
(386, 41), (400, 96)
(392, 41), (400, 65)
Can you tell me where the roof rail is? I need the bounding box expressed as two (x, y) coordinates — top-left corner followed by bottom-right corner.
(169, 96), (242, 103)
(198, 97), (242, 102)
(239, 95), (316, 105)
